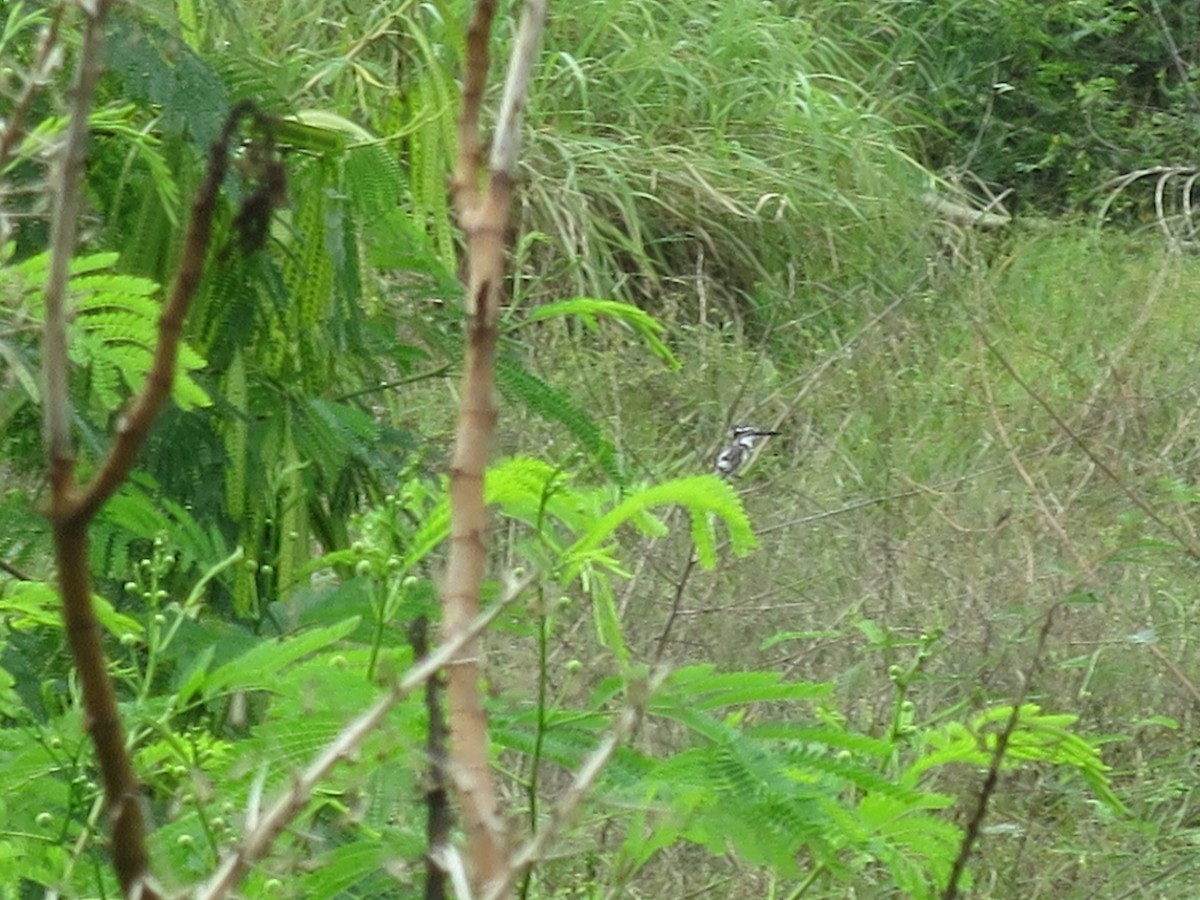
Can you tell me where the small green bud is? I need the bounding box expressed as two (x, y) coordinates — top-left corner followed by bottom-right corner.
(36, 812), (54, 828)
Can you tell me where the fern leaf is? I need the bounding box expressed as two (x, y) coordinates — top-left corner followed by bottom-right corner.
(281, 165), (335, 388)
(527, 297), (680, 368)
(403, 457), (582, 572)
(3, 251), (211, 411)
(201, 618), (359, 699)
(496, 353), (623, 482)
(275, 412), (308, 595)
(568, 475), (756, 572)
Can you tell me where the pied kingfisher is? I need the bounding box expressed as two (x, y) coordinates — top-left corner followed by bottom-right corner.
(713, 424), (781, 479)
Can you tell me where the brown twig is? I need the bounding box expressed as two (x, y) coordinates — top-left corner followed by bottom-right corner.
(653, 552), (698, 664)
(42, 93), (261, 896)
(442, 0), (548, 894)
(0, 3), (66, 179)
(37, 2), (154, 895)
(0, 558), (34, 581)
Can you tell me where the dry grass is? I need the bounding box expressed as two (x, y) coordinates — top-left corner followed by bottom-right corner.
(503, 224), (1200, 897)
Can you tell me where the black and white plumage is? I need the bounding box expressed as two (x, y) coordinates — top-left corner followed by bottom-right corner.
(713, 424), (781, 478)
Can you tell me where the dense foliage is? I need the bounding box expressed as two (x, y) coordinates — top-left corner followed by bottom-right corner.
(2, 0), (1199, 897)
(885, 0), (1200, 212)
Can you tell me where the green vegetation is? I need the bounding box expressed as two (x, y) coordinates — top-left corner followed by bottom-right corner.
(3, 0), (1200, 896)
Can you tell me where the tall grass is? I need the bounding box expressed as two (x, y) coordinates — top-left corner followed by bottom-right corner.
(581, 225), (1200, 895)
(519, 0), (936, 332)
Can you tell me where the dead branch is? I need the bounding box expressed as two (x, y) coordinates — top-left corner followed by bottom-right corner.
(38, 2), (156, 895)
(42, 89), (264, 895)
(442, 0), (548, 895)
(941, 609), (1057, 900)
(193, 570), (536, 900)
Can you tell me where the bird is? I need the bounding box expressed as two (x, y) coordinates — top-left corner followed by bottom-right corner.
(713, 424), (781, 478)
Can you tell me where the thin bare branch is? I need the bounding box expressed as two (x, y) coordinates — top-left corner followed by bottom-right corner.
(451, 0), (496, 214)
(0, 4), (65, 178)
(194, 570), (536, 900)
(41, 94), (263, 897)
(490, 0), (547, 179)
(36, 3), (165, 896)
(409, 615), (451, 900)
(42, 0), (112, 472)
(941, 608), (1057, 900)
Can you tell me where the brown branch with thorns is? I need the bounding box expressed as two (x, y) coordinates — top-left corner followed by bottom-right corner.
(41, 93), (275, 896)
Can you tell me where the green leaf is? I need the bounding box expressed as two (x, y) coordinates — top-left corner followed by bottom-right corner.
(526, 297), (680, 368)
(0, 580), (144, 638)
(567, 475), (755, 573)
(202, 618), (359, 698)
(1, 251), (211, 412)
(496, 354), (623, 482)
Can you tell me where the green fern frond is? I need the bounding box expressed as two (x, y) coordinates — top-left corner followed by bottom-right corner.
(568, 474), (755, 573)
(0, 580), (143, 639)
(403, 456), (590, 571)
(281, 166), (335, 388)
(2, 251), (211, 412)
(526, 297), (680, 369)
(661, 664), (833, 708)
(496, 353), (623, 482)
(76, 275), (160, 305)
(406, 69), (458, 270)
(293, 398), (381, 479)
(201, 618), (360, 700)
(90, 475), (229, 583)
(211, 52), (290, 110)
(906, 703), (1127, 815)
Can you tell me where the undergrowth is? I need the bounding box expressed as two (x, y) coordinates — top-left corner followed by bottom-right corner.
(4, 0), (1200, 895)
